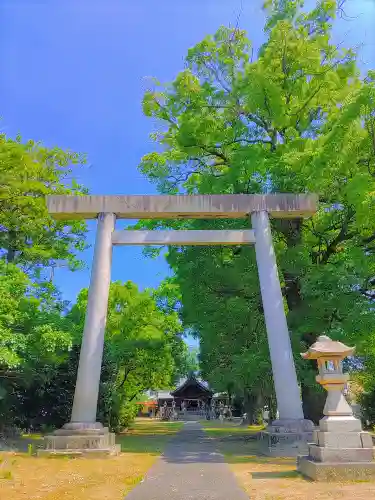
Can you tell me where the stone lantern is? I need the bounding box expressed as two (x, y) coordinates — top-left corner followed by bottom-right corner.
(297, 335), (375, 481)
(310, 336), (354, 419)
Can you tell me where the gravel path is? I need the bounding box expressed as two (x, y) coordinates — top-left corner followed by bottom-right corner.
(125, 422), (249, 500)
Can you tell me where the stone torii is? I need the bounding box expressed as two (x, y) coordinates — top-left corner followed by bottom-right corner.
(41, 193), (317, 456)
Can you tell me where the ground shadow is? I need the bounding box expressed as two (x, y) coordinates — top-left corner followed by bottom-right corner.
(160, 428), (298, 467)
(0, 434), (44, 454)
(117, 421), (183, 454)
(226, 454), (297, 466)
(251, 470), (300, 479)
(1, 421), (182, 456)
(215, 436), (296, 466)
(163, 450), (226, 464)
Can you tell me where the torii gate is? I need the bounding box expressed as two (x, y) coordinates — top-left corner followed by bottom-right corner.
(43, 193), (316, 456)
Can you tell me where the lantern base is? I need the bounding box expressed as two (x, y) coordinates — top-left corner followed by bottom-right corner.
(298, 457), (375, 481)
(297, 415), (375, 480)
(319, 415), (362, 432)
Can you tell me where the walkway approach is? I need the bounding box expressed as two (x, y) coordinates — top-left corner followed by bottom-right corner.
(126, 422), (248, 500)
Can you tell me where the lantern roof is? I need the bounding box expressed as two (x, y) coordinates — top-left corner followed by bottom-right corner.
(301, 335), (355, 360)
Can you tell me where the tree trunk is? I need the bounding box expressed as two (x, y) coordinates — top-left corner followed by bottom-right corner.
(242, 391), (260, 425)
(254, 392), (264, 424)
(6, 247), (16, 263)
(301, 383), (325, 424)
(267, 394), (277, 421)
(6, 230), (17, 263)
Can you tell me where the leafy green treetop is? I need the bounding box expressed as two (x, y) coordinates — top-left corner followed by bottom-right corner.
(137, 0), (375, 419)
(0, 134), (87, 280)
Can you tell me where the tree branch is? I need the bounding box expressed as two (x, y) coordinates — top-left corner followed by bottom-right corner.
(222, 138), (273, 146)
(118, 366), (135, 389)
(319, 210), (356, 264)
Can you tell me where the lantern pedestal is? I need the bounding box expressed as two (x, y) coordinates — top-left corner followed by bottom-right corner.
(298, 414), (375, 480)
(298, 336), (375, 481)
(298, 456), (375, 481)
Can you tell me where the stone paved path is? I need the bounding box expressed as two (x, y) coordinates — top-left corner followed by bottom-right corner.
(126, 422), (249, 500)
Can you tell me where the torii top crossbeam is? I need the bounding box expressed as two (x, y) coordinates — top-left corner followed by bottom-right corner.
(47, 193), (317, 220)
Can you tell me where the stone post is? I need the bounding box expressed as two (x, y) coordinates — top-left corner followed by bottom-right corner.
(40, 212), (120, 456)
(251, 211), (303, 420)
(251, 211), (313, 456)
(71, 212), (116, 424)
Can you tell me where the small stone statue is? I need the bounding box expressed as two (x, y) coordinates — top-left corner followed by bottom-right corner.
(171, 400), (177, 421)
(210, 399), (216, 420)
(219, 402), (225, 422)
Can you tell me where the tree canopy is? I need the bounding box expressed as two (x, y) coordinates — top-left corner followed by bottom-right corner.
(0, 133), (87, 277)
(2, 0), (375, 432)
(69, 280), (187, 430)
(0, 134), (88, 430)
(0, 133), (190, 433)
(138, 0), (375, 422)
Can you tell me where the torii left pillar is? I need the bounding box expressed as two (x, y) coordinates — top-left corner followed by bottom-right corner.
(71, 212), (115, 424)
(39, 213), (120, 457)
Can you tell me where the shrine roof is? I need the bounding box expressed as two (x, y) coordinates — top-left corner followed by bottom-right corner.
(171, 374), (213, 397)
(156, 391), (174, 400)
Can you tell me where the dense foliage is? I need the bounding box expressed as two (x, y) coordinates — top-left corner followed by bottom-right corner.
(0, 133), (87, 275)
(0, 134), (189, 433)
(0, 134), (87, 431)
(71, 281), (187, 431)
(138, 0), (375, 422)
(0, 260), (76, 430)
(2, 0), (375, 432)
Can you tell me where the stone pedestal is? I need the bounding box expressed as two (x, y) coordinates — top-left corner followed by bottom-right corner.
(298, 416), (375, 480)
(38, 422), (121, 457)
(258, 418), (314, 457)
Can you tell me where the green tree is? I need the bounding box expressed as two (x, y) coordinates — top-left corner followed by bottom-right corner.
(185, 347), (200, 375)
(0, 260), (75, 429)
(0, 133), (88, 431)
(0, 133), (87, 278)
(0, 277), (190, 432)
(138, 0), (375, 421)
(69, 281), (188, 430)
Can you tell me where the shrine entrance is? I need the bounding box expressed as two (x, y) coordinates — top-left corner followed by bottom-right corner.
(171, 374), (213, 413)
(44, 193), (317, 455)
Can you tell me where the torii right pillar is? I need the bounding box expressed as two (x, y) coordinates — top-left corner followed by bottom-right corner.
(251, 211), (314, 457)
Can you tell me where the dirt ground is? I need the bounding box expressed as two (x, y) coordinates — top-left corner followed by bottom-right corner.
(231, 460), (375, 500)
(0, 453), (154, 500)
(2, 420), (375, 500)
(203, 421), (375, 500)
(0, 420), (182, 500)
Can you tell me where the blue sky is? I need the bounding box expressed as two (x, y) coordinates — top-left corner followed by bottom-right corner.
(1, 1), (374, 327)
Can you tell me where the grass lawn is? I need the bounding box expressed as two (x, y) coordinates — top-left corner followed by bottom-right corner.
(118, 419), (183, 454)
(202, 421), (375, 500)
(200, 420), (264, 437)
(0, 419), (183, 500)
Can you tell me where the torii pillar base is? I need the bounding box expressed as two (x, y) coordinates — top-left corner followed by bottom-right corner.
(258, 418), (314, 457)
(38, 422), (121, 458)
